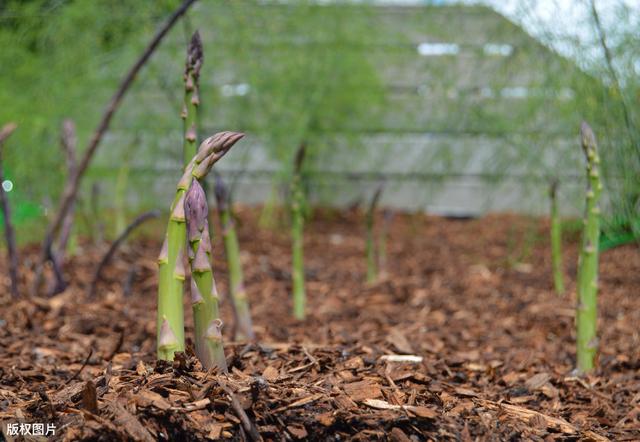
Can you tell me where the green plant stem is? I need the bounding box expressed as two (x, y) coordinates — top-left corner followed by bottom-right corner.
(215, 177), (254, 341)
(291, 176), (306, 319)
(157, 32), (204, 361)
(378, 209), (393, 279)
(292, 195), (305, 320)
(185, 179), (227, 372)
(291, 144), (306, 320)
(576, 122), (603, 373)
(182, 31), (202, 165)
(366, 186), (382, 283)
(157, 192), (187, 360)
(366, 216), (376, 283)
(550, 180), (565, 295)
(157, 132), (244, 362)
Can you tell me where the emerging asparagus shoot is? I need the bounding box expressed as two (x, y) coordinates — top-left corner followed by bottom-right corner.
(157, 132), (244, 362)
(378, 209), (394, 280)
(182, 31), (203, 165)
(291, 144), (306, 320)
(185, 179), (227, 372)
(214, 176), (255, 341)
(576, 122), (603, 374)
(549, 179), (565, 295)
(366, 186), (383, 283)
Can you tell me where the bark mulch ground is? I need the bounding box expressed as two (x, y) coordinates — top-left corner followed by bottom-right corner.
(1, 210), (638, 441)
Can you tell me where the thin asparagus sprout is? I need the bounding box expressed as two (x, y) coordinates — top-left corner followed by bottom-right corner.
(378, 209), (394, 280)
(291, 143), (306, 320)
(576, 122), (603, 373)
(366, 185), (383, 283)
(182, 31), (203, 165)
(214, 176), (255, 341)
(549, 179), (565, 296)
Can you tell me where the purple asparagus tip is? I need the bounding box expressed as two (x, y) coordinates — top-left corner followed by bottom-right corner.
(580, 121), (597, 157)
(194, 131), (245, 164)
(184, 179), (208, 242)
(214, 175), (229, 210)
(186, 30), (203, 79)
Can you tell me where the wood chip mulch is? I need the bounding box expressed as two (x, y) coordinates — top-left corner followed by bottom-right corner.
(1, 210), (639, 441)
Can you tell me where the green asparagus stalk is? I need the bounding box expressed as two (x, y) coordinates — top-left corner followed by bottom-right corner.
(182, 31), (203, 165)
(366, 186), (383, 283)
(291, 144), (306, 320)
(185, 179), (227, 372)
(549, 179), (565, 296)
(576, 122), (603, 373)
(157, 132), (244, 361)
(214, 176), (255, 341)
(378, 209), (393, 280)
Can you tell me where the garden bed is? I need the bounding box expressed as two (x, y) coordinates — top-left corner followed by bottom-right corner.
(1, 210), (638, 441)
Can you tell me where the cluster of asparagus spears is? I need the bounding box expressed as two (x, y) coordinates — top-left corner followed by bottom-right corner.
(157, 132), (244, 370)
(157, 31), (254, 371)
(150, 31), (604, 377)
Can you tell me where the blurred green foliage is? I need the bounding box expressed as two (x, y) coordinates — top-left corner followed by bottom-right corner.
(0, 0), (180, 213)
(209, 1), (387, 196)
(526, 0), (639, 243)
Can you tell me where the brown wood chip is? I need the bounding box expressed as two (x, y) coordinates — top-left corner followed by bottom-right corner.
(344, 380), (383, 402)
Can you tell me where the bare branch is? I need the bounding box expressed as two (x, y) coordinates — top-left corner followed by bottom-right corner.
(89, 210), (160, 298)
(33, 0), (198, 296)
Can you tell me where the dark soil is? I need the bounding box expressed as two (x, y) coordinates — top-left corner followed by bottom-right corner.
(1, 209), (639, 441)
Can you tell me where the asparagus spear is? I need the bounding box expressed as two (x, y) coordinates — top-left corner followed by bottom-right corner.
(157, 132), (244, 361)
(549, 179), (565, 295)
(291, 144), (306, 320)
(366, 185), (383, 283)
(214, 176), (255, 341)
(185, 179), (227, 372)
(182, 31), (203, 165)
(158, 31), (205, 360)
(378, 209), (394, 280)
(576, 122), (603, 373)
